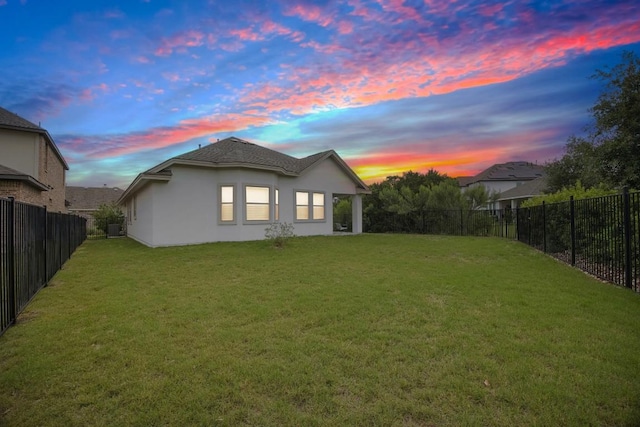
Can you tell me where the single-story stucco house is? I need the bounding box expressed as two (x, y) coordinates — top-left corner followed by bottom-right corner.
(118, 137), (370, 247)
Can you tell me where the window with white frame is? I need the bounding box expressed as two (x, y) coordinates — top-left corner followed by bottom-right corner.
(295, 190), (325, 221)
(220, 185), (235, 223)
(245, 186), (270, 221)
(275, 188), (279, 221)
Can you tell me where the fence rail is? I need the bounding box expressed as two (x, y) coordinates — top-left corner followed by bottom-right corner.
(366, 188), (639, 293)
(1, 197), (86, 336)
(516, 189), (639, 291)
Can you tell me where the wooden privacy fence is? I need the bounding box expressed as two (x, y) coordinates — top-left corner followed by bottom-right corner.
(0, 197), (86, 336)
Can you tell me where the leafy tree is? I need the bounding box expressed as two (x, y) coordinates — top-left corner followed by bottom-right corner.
(591, 51), (640, 188)
(462, 184), (498, 210)
(521, 182), (617, 207)
(546, 51), (640, 190)
(93, 203), (125, 234)
(427, 180), (464, 210)
(333, 198), (352, 228)
(546, 136), (603, 192)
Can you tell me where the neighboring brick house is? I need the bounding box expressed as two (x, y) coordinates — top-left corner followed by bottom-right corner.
(66, 186), (124, 218)
(0, 106), (69, 211)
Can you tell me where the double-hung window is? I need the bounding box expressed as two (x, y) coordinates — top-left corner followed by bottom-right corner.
(295, 190), (325, 221)
(245, 186), (270, 221)
(313, 192), (325, 220)
(220, 185), (235, 223)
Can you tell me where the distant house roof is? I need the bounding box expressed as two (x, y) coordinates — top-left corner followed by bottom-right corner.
(119, 137), (370, 203)
(497, 177), (548, 201)
(66, 186), (124, 211)
(0, 163), (49, 191)
(0, 106), (69, 170)
(459, 161), (545, 187)
(456, 176), (474, 187)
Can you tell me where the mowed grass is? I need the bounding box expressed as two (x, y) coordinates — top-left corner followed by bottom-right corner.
(1, 234), (640, 426)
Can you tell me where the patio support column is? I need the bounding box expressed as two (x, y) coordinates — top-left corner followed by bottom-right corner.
(351, 194), (363, 234)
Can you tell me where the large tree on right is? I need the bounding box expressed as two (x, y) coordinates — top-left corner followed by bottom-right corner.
(547, 51), (640, 191)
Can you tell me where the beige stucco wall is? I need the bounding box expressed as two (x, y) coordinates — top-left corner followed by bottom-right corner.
(0, 129), (67, 211)
(0, 128), (39, 177)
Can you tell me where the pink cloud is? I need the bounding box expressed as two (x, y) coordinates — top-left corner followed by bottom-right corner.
(154, 30), (205, 56)
(377, 0), (424, 23)
(336, 20), (354, 35)
(75, 114), (276, 159)
(235, 15), (640, 120)
(284, 3), (333, 27)
(477, 3), (505, 18)
(229, 27), (264, 42)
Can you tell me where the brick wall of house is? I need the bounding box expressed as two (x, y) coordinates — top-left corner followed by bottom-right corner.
(37, 135), (67, 212)
(0, 181), (44, 206)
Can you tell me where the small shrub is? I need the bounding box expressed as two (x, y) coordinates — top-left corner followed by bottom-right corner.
(265, 222), (295, 248)
(93, 203), (125, 234)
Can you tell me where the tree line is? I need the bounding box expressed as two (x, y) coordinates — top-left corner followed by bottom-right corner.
(359, 51), (639, 230)
(362, 170), (497, 233)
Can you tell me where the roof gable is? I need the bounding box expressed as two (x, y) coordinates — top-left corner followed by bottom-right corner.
(172, 137), (304, 174)
(0, 106), (69, 170)
(119, 137), (369, 203)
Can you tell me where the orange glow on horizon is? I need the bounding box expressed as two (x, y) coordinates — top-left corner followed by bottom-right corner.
(350, 148), (508, 183)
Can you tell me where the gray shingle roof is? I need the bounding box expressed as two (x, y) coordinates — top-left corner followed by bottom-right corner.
(119, 136), (369, 204)
(66, 186), (124, 210)
(477, 161), (544, 180)
(497, 177), (548, 200)
(0, 163), (25, 175)
(0, 163), (49, 191)
(173, 137), (331, 174)
(462, 161), (545, 186)
(0, 106), (43, 131)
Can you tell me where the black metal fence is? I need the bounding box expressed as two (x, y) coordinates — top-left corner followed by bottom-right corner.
(365, 188), (638, 292)
(84, 215), (126, 240)
(419, 209), (517, 238)
(1, 197), (86, 336)
(366, 208), (517, 238)
(516, 189), (639, 291)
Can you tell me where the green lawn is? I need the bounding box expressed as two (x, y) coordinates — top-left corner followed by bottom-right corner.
(1, 234), (639, 426)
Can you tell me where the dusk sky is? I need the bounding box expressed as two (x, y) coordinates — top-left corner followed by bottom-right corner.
(1, 0), (639, 188)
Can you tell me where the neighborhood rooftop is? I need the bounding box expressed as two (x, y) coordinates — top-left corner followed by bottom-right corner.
(459, 161), (545, 186)
(173, 137), (330, 175)
(66, 186), (124, 211)
(0, 106), (44, 131)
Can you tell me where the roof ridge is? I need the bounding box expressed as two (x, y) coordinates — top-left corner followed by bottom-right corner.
(0, 106), (43, 130)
